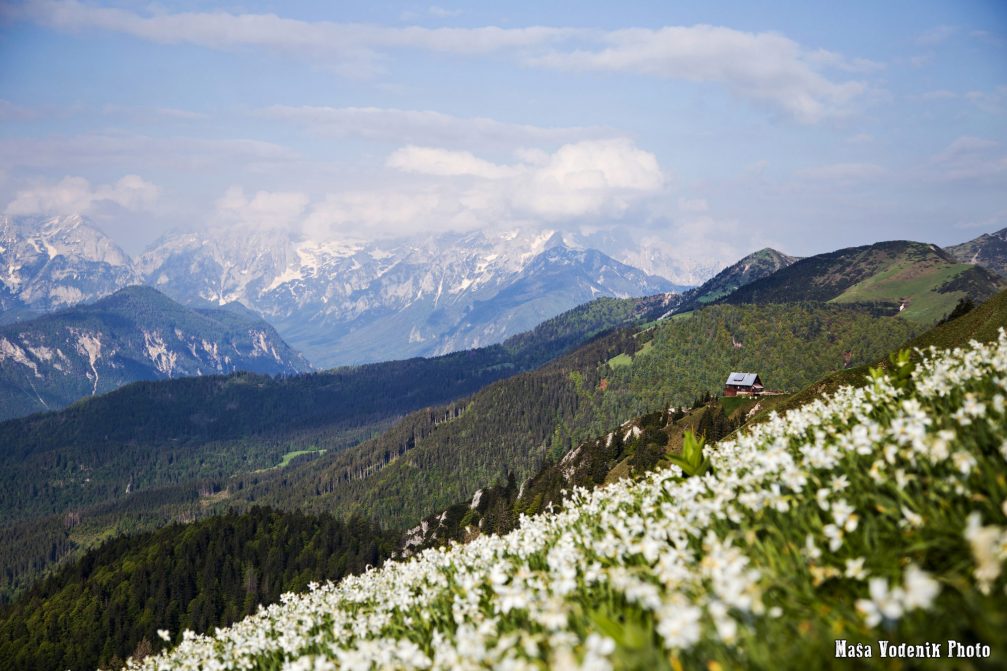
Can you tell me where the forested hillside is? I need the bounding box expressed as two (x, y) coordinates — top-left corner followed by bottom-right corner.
(0, 293), (669, 600)
(0, 507), (394, 671)
(237, 303), (916, 528)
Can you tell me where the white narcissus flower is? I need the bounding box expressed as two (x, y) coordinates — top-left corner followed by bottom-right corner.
(856, 578), (905, 627)
(964, 512), (1007, 595)
(656, 596), (702, 650)
(902, 564), (940, 610)
(844, 557), (867, 580)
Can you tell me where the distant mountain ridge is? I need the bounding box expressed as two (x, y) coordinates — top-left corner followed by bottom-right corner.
(946, 226), (1007, 278)
(139, 228), (683, 366)
(715, 240), (1005, 323)
(0, 286), (310, 421)
(1, 216), (685, 367)
(670, 247), (799, 314)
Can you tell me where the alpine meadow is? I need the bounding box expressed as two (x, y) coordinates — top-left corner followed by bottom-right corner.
(0, 2), (1006, 671)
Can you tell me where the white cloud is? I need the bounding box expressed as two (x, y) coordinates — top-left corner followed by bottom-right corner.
(295, 138), (665, 237)
(845, 132), (874, 145)
(0, 99), (38, 121)
(919, 89), (957, 101)
(258, 106), (611, 148)
(965, 86), (1007, 114)
(528, 25), (868, 123)
(15, 0), (578, 77)
(387, 146), (520, 179)
(427, 6), (462, 18)
(14, 3), (870, 122)
(677, 197), (708, 212)
(215, 187), (309, 230)
(5, 174), (159, 215)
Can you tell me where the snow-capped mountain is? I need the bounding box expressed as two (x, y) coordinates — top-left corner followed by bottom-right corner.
(0, 286), (310, 421)
(0, 214), (139, 315)
(0, 215), (684, 367)
(139, 228), (683, 366)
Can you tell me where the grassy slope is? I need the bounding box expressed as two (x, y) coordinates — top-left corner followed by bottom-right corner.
(829, 258), (973, 323)
(751, 288), (1007, 424)
(723, 241), (1004, 321)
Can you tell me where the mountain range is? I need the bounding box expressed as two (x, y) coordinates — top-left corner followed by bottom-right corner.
(1, 216), (685, 367)
(0, 286), (309, 421)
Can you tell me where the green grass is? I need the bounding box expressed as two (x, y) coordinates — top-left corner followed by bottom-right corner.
(255, 448), (327, 472)
(606, 353), (633, 368)
(277, 449), (326, 468)
(606, 341), (654, 369)
(829, 260), (972, 323)
(753, 289), (1007, 425)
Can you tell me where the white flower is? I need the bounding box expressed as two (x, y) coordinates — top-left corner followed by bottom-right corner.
(823, 524), (844, 552)
(965, 512), (1007, 595)
(901, 506), (924, 529)
(157, 629), (170, 642)
(845, 557), (867, 580)
(856, 578), (905, 627)
(952, 451), (977, 476)
(804, 535), (822, 560)
(656, 597), (702, 650)
(901, 564), (940, 610)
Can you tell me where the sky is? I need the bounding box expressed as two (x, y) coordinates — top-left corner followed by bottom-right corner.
(1, 1), (1005, 272)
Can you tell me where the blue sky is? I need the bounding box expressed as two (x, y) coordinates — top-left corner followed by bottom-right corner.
(1, 1), (1005, 271)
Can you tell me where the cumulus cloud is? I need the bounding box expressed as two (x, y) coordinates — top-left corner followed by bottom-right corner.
(528, 25), (868, 123)
(13, 2), (870, 122)
(258, 106), (611, 148)
(5, 174), (159, 215)
(214, 187), (309, 230)
(292, 138), (665, 237)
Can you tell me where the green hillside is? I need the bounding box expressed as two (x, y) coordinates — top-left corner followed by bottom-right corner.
(237, 303), (916, 529)
(5, 292), (1002, 671)
(722, 240), (1005, 323)
(0, 507), (394, 671)
(117, 319), (1007, 671)
(677, 247), (799, 310)
(0, 293), (666, 600)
